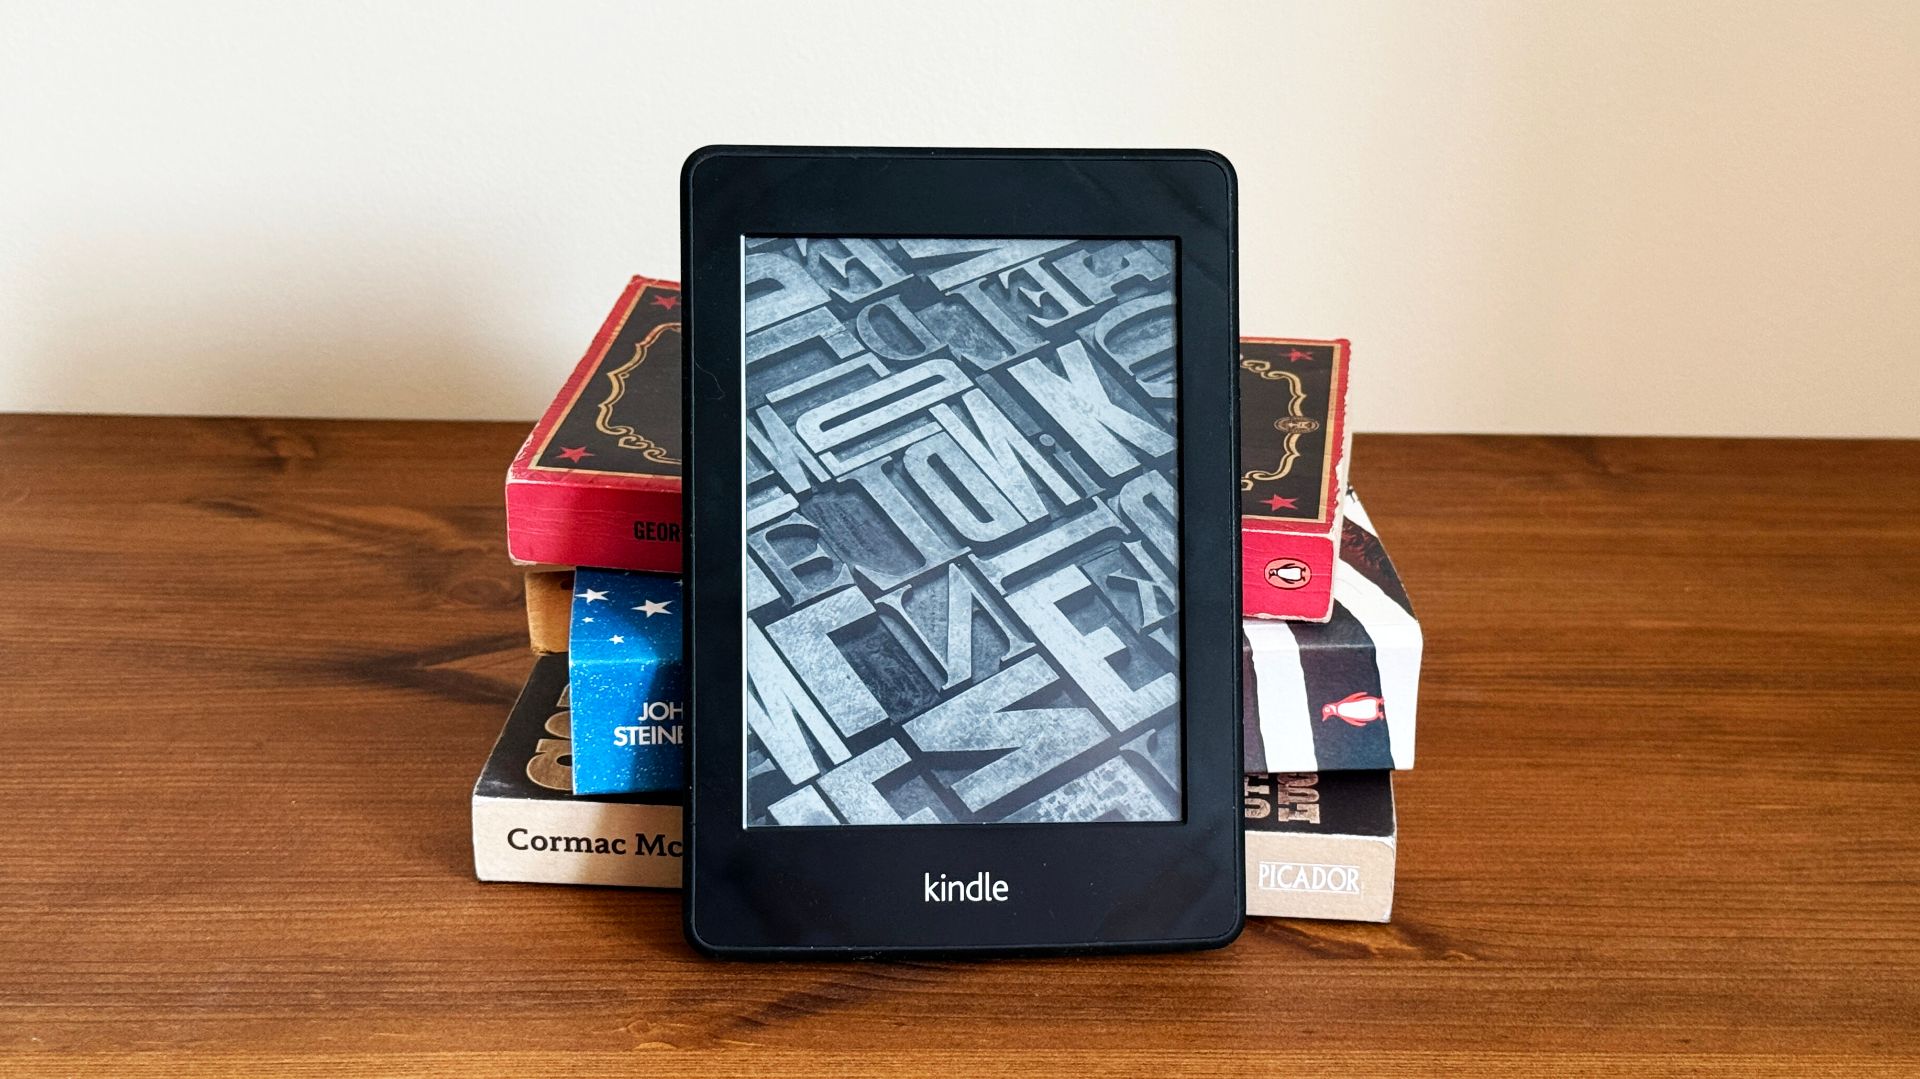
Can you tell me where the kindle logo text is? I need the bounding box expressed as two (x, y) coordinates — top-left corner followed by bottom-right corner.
(924, 871), (1010, 903)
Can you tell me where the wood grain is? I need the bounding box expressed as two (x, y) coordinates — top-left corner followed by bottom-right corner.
(0, 415), (1915, 1076)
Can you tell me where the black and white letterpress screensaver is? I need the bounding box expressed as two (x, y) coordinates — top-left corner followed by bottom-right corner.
(742, 237), (1182, 828)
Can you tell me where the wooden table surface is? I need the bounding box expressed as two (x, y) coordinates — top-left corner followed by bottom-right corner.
(1, 415), (1915, 1076)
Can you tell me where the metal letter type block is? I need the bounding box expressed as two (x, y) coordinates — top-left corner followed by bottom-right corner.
(742, 238), (1185, 827)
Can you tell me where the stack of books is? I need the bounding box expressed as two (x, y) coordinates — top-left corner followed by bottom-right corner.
(474, 277), (1422, 924)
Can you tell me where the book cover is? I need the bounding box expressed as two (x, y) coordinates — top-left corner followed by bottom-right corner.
(1243, 771), (1396, 921)
(471, 653), (683, 888)
(567, 569), (685, 795)
(1242, 490), (1421, 773)
(1239, 338), (1352, 622)
(504, 276), (683, 573)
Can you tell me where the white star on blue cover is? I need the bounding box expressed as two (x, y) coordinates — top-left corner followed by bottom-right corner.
(567, 569), (686, 796)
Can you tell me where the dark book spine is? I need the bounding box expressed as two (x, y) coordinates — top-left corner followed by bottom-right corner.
(1242, 773), (1397, 922)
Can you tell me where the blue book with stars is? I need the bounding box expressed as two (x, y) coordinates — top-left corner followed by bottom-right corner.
(567, 569), (686, 795)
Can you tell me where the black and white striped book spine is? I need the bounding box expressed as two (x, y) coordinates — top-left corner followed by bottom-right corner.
(1241, 491), (1422, 774)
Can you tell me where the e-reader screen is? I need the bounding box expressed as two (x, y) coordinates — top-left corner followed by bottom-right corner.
(740, 237), (1182, 828)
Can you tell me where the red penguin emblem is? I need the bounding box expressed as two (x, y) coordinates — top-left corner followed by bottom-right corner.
(1321, 692), (1386, 728)
(1264, 557), (1311, 590)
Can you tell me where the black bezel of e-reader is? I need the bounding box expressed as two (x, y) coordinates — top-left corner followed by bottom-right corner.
(681, 146), (1242, 958)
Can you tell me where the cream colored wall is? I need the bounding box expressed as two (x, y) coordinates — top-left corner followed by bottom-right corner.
(2, 1), (1914, 435)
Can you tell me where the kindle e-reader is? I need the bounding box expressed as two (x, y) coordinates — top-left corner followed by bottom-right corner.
(681, 147), (1242, 957)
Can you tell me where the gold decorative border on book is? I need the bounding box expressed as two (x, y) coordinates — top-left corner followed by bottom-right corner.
(594, 322), (681, 466)
(524, 281), (647, 476)
(1239, 358), (1318, 490)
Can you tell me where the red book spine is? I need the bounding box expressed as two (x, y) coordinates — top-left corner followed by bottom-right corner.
(1241, 529), (1339, 621)
(504, 478), (682, 572)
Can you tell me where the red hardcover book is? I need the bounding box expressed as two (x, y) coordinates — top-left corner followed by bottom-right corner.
(505, 277), (683, 573)
(1238, 337), (1352, 622)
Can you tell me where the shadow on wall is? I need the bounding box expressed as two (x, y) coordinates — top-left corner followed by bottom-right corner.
(7, 218), (545, 421)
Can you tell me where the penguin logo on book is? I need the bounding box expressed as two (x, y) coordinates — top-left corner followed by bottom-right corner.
(1321, 692), (1386, 728)
(1264, 557), (1311, 590)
